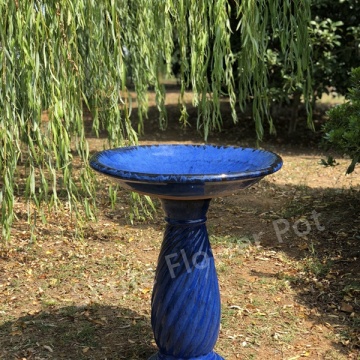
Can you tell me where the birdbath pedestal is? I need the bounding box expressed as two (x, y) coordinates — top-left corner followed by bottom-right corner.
(90, 144), (282, 360)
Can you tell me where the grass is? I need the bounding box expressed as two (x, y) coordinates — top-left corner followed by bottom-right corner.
(301, 257), (333, 277)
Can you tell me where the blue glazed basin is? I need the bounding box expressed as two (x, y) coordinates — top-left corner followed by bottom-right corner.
(89, 144), (282, 200)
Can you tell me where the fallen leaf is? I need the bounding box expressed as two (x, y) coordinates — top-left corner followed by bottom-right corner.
(340, 302), (354, 313)
(140, 287), (151, 294)
(11, 330), (22, 336)
(43, 345), (53, 353)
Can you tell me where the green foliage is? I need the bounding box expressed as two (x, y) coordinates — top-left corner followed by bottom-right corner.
(319, 156), (337, 168)
(0, 1), (136, 243)
(311, 0), (360, 96)
(0, 1), (312, 244)
(172, 1), (313, 137)
(266, 0), (360, 124)
(323, 67), (360, 174)
(309, 17), (343, 100)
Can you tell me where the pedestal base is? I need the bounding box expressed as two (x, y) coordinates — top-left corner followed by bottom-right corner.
(149, 351), (224, 360)
(149, 199), (224, 360)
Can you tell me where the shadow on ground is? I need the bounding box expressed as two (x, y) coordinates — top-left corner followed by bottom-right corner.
(94, 180), (360, 356)
(0, 305), (155, 359)
(219, 183), (360, 355)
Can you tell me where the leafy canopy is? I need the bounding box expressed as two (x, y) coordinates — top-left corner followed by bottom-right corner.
(0, 0), (311, 243)
(323, 67), (360, 174)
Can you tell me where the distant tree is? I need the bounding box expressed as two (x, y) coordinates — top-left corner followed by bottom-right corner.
(265, 0), (360, 132)
(171, 1), (360, 134)
(171, 1), (314, 135)
(311, 0), (360, 97)
(323, 67), (360, 174)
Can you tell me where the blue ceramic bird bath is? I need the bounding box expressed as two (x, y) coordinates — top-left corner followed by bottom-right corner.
(90, 144), (282, 360)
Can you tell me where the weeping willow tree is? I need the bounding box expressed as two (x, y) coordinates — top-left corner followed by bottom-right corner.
(0, 0), (312, 244)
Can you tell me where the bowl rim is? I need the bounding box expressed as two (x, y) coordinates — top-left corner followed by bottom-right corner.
(89, 144), (283, 183)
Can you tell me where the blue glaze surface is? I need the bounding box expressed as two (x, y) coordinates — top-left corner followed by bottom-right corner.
(149, 199), (224, 360)
(90, 144), (282, 199)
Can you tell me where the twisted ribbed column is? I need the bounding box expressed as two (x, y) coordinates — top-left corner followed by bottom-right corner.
(149, 199), (224, 360)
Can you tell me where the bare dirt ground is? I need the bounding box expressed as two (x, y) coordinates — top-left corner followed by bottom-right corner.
(0, 86), (359, 359)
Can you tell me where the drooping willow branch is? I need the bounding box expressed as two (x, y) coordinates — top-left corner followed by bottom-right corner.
(0, 0), (311, 243)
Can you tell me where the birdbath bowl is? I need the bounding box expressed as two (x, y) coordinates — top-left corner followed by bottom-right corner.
(90, 144), (282, 360)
